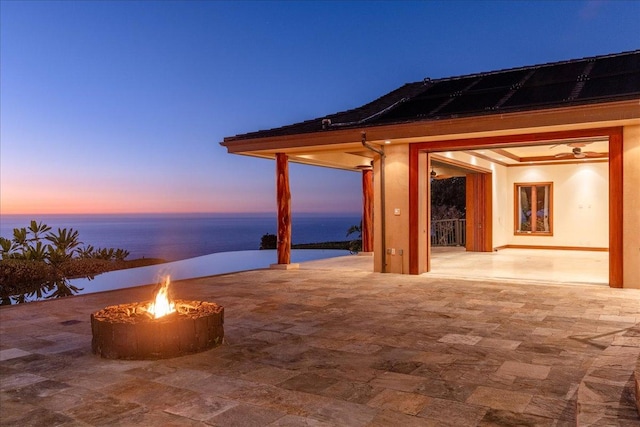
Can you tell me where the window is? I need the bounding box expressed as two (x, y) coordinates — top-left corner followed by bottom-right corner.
(514, 182), (553, 235)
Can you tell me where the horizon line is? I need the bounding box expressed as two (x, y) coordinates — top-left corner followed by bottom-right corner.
(0, 211), (363, 217)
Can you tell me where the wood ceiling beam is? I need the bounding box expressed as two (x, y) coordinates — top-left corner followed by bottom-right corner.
(518, 153), (608, 162)
(491, 148), (521, 162)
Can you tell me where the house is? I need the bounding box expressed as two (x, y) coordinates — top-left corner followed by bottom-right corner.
(221, 50), (640, 288)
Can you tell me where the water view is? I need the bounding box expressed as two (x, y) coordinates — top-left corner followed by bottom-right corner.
(0, 213), (359, 304)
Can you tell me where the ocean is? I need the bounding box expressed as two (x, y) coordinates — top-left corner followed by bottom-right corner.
(0, 213), (362, 261)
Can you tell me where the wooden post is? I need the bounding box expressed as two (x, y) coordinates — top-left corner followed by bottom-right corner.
(276, 153), (291, 264)
(465, 173), (492, 252)
(362, 168), (374, 252)
(608, 129), (623, 288)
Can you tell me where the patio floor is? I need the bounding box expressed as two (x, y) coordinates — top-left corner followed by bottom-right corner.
(1, 256), (639, 426)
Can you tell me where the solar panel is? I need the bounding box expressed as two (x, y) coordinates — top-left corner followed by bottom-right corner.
(579, 73), (640, 99)
(522, 62), (586, 87)
(378, 95), (451, 121)
(437, 88), (511, 115)
(502, 81), (577, 107)
(471, 69), (530, 91)
(589, 53), (640, 78)
(226, 51), (640, 141)
(418, 77), (480, 97)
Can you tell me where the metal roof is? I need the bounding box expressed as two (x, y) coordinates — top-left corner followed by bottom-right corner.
(224, 50), (640, 142)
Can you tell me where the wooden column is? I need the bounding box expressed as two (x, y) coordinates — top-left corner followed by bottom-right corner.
(361, 168), (374, 252)
(276, 153), (291, 264)
(466, 173), (493, 252)
(609, 129), (623, 288)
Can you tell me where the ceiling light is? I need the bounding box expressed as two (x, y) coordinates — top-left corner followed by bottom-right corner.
(384, 140), (391, 144)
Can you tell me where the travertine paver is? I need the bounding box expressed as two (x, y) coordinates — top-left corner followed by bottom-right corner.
(1, 259), (639, 426)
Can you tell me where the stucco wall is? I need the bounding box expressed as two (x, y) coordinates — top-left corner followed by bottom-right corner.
(623, 125), (640, 288)
(507, 162), (609, 248)
(382, 144), (410, 274)
(372, 143), (412, 274)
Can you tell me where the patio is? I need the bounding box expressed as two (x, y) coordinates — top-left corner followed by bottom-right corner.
(1, 256), (638, 426)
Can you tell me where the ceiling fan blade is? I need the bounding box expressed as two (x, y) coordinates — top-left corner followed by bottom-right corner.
(549, 140), (593, 149)
(584, 151), (608, 158)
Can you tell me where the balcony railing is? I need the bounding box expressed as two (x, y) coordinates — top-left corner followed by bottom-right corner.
(431, 219), (466, 247)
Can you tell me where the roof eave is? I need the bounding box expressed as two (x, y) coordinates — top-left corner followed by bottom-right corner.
(220, 98), (640, 154)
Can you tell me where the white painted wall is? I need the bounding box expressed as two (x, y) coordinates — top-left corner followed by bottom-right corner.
(507, 162), (609, 248)
(491, 163), (510, 248)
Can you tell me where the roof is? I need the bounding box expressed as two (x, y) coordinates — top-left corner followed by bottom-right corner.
(223, 50), (640, 143)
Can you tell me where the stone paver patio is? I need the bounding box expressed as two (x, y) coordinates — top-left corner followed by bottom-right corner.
(1, 256), (639, 426)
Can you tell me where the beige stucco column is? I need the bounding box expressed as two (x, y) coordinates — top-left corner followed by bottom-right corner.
(374, 143), (410, 274)
(361, 168), (374, 253)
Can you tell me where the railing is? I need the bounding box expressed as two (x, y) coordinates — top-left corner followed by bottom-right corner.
(431, 219), (466, 247)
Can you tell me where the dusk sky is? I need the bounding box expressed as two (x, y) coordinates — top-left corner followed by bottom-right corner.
(1, 1), (639, 215)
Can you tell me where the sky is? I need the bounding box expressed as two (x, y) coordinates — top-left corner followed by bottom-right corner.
(1, 1), (639, 215)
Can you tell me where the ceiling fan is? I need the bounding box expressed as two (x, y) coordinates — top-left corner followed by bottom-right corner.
(549, 141), (607, 159)
(549, 141), (593, 149)
(553, 146), (603, 159)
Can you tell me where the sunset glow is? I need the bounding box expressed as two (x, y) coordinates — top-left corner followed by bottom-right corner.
(2, 1), (638, 216)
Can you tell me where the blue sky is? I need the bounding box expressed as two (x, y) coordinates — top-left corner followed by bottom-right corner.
(1, 0), (638, 214)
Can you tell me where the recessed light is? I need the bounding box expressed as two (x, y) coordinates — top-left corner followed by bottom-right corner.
(384, 140), (391, 144)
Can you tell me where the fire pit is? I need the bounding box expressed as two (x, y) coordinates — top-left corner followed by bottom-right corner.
(90, 277), (224, 360)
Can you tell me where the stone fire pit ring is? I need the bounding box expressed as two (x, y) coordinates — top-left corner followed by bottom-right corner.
(91, 299), (224, 360)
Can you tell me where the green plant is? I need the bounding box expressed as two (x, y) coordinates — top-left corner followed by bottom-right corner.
(0, 221), (130, 304)
(430, 177), (466, 219)
(45, 227), (80, 259)
(346, 222), (362, 253)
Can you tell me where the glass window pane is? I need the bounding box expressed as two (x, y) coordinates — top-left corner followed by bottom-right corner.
(519, 186), (532, 232)
(536, 185), (550, 232)
(515, 183), (552, 235)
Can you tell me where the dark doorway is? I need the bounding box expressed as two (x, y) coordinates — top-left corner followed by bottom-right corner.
(430, 175), (466, 247)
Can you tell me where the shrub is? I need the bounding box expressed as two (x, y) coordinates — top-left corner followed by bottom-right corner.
(259, 233), (277, 250)
(0, 220), (130, 304)
(346, 222), (362, 253)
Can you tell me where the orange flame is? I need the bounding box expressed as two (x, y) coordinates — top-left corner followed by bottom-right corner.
(147, 276), (176, 319)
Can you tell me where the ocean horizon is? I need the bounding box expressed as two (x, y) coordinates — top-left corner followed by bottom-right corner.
(0, 212), (362, 262)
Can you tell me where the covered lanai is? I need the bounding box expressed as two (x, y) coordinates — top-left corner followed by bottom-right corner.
(221, 50), (640, 288)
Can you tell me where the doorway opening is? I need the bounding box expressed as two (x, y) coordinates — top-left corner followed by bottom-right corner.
(430, 160), (466, 248)
(409, 127), (621, 286)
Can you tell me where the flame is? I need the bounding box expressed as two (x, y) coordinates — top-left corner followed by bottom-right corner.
(147, 276), (176, 319)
